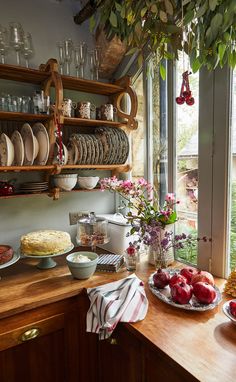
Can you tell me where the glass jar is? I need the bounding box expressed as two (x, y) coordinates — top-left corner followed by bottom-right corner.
(76, 212), (109, 248)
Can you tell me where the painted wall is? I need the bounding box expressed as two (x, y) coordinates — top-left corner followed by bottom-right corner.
(0, 0), (115, 250)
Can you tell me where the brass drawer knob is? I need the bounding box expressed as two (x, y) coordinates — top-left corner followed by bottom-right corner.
(19, 328), (40, 342)
(108, 337), (118, 345)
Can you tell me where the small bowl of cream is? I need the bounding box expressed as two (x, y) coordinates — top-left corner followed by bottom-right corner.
(66, 251), (98, 279)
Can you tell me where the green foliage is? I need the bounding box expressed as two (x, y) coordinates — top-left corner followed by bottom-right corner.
(94, 0), (236, 73)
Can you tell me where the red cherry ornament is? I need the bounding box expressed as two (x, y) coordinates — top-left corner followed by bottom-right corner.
(176, 71), (194, 106)
(186, 97), (195, 106)
(176, 96), (185, 105)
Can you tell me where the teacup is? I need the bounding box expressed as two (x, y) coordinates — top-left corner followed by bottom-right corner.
(100, 103), (117, 121)
(61, 98), (76, 117)
(75, 101), (95, 119)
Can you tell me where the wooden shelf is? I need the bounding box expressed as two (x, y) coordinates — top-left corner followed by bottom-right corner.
(0, 63), (49, 85)
(63, 117), (127, 127)
(60, 75), (124, 95)
(0, 164), (131, 173)
(0, 111), (50, 122)
(0, 188), (101, 199)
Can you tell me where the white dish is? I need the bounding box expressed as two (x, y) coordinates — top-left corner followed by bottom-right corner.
(0, 133), (15, 166)
(11, 130), (24, 166)
(67, 139), (79, 165)
(222, 300), (236, 325)
(148, 269), (222, 311)
(0, 251), (20, 269)
(21, 123), (36, 165)
(77, 176), (99, 189)
(32, 123), (49, 165)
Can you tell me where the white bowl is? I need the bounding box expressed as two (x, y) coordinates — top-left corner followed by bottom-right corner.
(53, 173), (77, 191)
(222, 300), (236, 325)
(77, 176), (99, 190)
(66, 251), (98, 279)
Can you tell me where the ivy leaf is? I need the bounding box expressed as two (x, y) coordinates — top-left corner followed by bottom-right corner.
(196, 0), (208, 18)
(209, 0), (218, 11)
(160, 63), (166, 80)
(109, 11), (118, 28)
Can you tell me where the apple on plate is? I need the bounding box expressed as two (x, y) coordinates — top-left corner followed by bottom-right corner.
(170, 281), (193, 304)
(229, 301), (236, 317)
(180, 267), (198, 284)
(153, 268), (170, 289)
(191, 270), (215, 286)
(169, 273), (187, 288)
(192, 282), (216, 304)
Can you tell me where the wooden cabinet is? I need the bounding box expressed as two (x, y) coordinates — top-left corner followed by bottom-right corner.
(0, 294), (98, 382)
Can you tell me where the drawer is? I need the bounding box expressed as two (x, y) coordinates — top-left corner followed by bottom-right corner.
(0, 312), (64, 351)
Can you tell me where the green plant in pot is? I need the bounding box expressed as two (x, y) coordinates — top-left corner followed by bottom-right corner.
(92, 0), (236, 77)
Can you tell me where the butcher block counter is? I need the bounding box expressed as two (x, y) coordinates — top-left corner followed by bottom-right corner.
(0, 248), (235, 382)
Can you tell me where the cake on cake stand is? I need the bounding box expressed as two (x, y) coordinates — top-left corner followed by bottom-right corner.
(18, 244), (74, 269)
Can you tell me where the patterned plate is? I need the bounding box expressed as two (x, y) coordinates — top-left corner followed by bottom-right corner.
(87, 134), (96, 165)
(11, 130), (24, 166)
(79, 134), (87, 165)
(95, 129), (109, 164)
(148, 270), (222, 311)
(83, 134), (92, 165)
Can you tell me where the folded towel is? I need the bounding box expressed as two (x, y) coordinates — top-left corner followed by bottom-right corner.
(86, 274), (148, 340)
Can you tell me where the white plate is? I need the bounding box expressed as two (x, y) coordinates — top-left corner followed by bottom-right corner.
(21, 123), (36, 165)
(148, 269), (222, 311)
(0, 133), (14, 166)
(222, 300), (236, 325)
(11, 130), (24, 166)
(67, 139), (79, 165)
(0, 251), (20, 269)
(32, 123), (49, 165)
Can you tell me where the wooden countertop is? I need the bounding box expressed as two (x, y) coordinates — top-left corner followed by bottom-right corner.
(0, 249), (235, 382)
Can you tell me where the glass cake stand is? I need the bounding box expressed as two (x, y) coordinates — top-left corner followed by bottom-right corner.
(0, 252), (20, 279)
(18, 244), (74, 269)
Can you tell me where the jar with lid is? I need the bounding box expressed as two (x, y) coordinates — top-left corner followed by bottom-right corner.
(76, 212), (109, 250)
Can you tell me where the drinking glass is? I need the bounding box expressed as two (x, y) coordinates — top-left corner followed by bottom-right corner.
(21, 32), (34, 68)
(93, 47), (101, 81)
(57, 41), (64, 74)
(88, 50), (95, 80)
(0, 26), (9, 64)
(9, 22), (24, 65)
(74, 42), (87, 78)
(64, 39), (73, 76)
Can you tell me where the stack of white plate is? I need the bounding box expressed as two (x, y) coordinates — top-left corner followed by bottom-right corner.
(19, 181), (48, 193)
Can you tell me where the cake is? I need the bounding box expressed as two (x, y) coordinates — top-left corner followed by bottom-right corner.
(0, 245), (14, 265)
(20, 230), (72, 256)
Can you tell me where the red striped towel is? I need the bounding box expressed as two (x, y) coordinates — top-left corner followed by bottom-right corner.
(86, 274), (148, 340)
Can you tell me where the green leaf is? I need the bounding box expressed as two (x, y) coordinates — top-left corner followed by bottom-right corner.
(159, 10), (168, 23)
(109, 11), (118, 28)
(115, 2), (122, 12)
(209, 0), (218, 11)
(218, 43), (226, 62)
(191, 57), (202, 73)
(183, 9), (194, 26)
(89, 15), (96, 33)
(160, 63), (166, 80)
(120, 5), (126, 19)
(196, 0), (208, 18)
(164, 0), (173, 16)
(151, 4), (158, 13)
(125, 47), (138, 56)
(141, 7), (147, 18)
(211, 13), (223, 31)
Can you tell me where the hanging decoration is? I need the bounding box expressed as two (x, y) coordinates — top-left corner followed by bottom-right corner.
(176, 70), (195, 106)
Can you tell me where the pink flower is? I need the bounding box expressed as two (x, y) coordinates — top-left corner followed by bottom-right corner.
(138, 178), (147, 186)
(165, 193), (175, 202)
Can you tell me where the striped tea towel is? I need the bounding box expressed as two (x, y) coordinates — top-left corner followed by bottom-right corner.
(86, 274), (148, 340)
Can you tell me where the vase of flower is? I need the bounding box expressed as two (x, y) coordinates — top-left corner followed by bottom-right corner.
(147, 223), (175, 267)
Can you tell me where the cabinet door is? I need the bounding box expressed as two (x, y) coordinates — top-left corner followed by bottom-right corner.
(98, 324), (143, 382)
(144, 346), (198, 382)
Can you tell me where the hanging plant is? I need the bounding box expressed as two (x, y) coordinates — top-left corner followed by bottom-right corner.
(91, 0), (236, 77)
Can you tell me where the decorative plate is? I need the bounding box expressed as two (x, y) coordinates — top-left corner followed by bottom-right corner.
(0, 133), (15, 166)
(11, 130), (24, 166)
(88, 134), (96, 165)
(0, 251), (20, 269)
(148, 269), (222, 311)
(222, 300), (236, 325)
(67, 139), (79, 165)
(32, 123), (49, 165)
(83, 134), (92, 164)
(21, 123), (36, 165)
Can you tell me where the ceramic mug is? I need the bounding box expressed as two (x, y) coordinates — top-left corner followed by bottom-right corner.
(76, 101), (95, 119)
(100, 103), (117, 121)
(61, 98), (76, 117)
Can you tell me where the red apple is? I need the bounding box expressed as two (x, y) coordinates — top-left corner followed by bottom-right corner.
(229, 301), (236, 317)
(193, 282), (216, 304)
(170, 281), (193, 304)
(180, 267), (198, 284)
(191, 270), (214, 286)
(153, 268), (170, 289)
(169, 273), (187, 288)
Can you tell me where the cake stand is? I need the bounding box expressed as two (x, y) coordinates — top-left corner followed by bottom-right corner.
(0, 252), (20, 280)
(18, 244), (74, 269)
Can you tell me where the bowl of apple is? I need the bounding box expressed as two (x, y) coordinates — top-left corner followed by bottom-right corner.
(149, 267), (221, 311)
(222, 300), (236, 325)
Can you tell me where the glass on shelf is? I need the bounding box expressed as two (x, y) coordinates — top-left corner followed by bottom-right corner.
(0, 26), (9, 64)
(64, 39), (73, 76)
(57, 41), (64, 74)
(74, 42), (87, 78)
(93, 47), (101, 81)
(9, 22), (24, 65)
(21, 32), (34, 68)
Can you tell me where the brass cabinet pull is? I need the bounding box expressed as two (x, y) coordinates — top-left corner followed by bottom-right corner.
(108, 337), (118, 345)
(19, 328), (40, 342)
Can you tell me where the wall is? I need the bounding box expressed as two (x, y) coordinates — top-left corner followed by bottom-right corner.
(0, 0), (115, 249)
